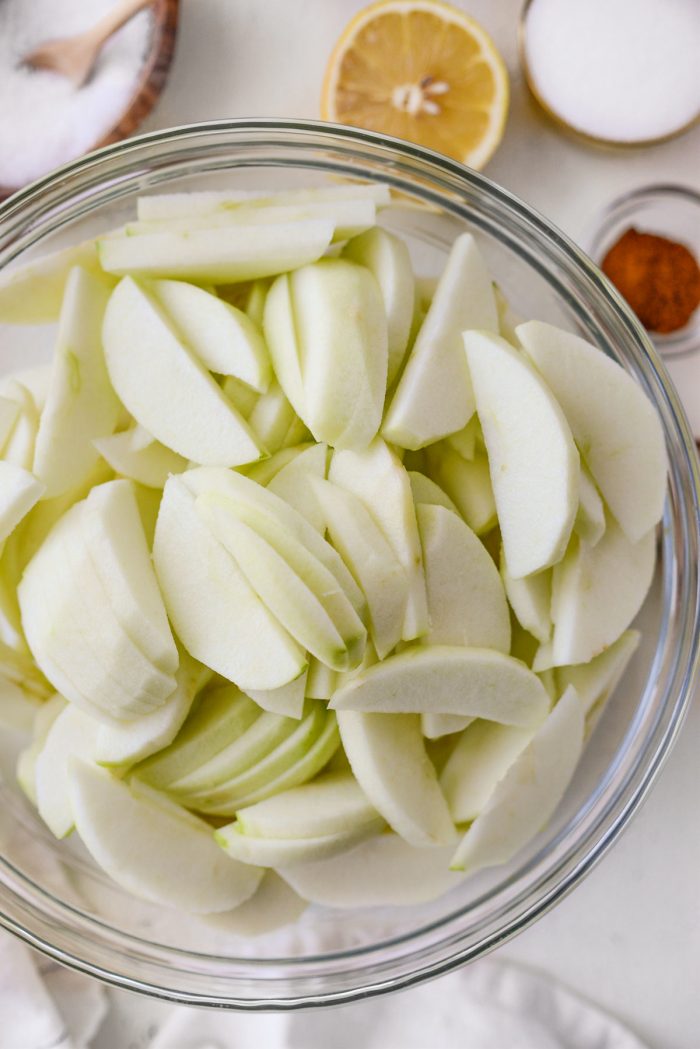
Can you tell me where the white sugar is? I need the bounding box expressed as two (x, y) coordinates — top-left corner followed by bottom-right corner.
(523, 0), (700, 143)
(0, 0), (152, 190)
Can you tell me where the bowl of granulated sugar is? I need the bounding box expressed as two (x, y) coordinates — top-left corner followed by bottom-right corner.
(0, 0), (178, 198)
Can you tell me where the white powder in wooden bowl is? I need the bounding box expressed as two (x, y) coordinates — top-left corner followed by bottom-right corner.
(0, 0), (152, 190)
(523, 0), (700, 144)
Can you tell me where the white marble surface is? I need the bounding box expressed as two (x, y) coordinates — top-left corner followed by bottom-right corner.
(93, 0), (700, 1044)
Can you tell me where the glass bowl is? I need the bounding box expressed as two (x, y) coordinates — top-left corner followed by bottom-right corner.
(0, 120), (698, 1009)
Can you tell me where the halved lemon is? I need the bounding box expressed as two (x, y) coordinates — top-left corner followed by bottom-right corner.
(321, 0), (509, 170)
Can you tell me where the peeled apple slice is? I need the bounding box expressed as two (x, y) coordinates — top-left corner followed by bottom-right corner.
(235, 771), (379, 839)
(246, 381), (296, 454)
(154, 280), (270, 391)
(556, 630), (640, 721)
(440, 719), (535, 823)
(417, 503), (510, 651)
(329, 440), (428, 641)
(343, 226), (415, 385)
(464, 330), (579, 578)
(279, 834), (462, 909)
(500, 550), (552, 645)
(0, 462), (45, 543)
(551, 519), (655, 667)
(215, 821), (381, 867)
(450, 686), (584, 872)
(244, 669), (308, 720)
(68, 760), (263, 913)
(0, 397), (20, 454)
(201, 871), (307, 938)
(16, 694), (66, 803)
(2, 382), (40, 471)
(136, 183), (390, 220)
(331, 646), (550, 728)
(313, 478), (408, 659)
(575, 463), (606, 547)
(422, 713), (474, 740)
(0, 238), (112, 324)
(408, 471), (459, 515)
(383, 233), (498, 449)
(517, 320), (667, 543)
(266, 442), (328, 533)
(337, 710), (455, 847)
(33, 266), (121, 498)
(103, 278), (264, 467)
(35, 704), (100, 838)
(93, 429), (187, 489)
(152, 476), (306, 690)
(424, 445), (497, 536)
(98, 220), (335, 282)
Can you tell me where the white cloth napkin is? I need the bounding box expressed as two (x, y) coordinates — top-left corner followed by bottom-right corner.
(0, 929), (649, 1049)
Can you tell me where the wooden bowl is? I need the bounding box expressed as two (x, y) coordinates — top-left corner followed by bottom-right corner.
(0, 0), (179, 201)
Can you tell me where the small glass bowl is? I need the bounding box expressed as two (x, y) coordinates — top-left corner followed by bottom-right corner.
(583, 184), (700, 361)
(0, 121), (698, 1009)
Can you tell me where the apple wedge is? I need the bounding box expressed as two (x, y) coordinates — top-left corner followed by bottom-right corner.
(0, 463), (45, 543)
(0, 396), (19, 453)
(35, 704), (100, 838)
(93, 428), (187, 489)
(383, 233), (497, 448)
(421, 713), (474, 740)
(417, 504), (510, 651)
(154, 280), (271, 391)
(0, 238), (112, 324)
(244, 669), (308, 720)
(337, 710), (455, 847)
(313, 478), (409, 658)
(343, 226), (414, 385)
(98, 220), (335, 282)
(450, 686), (584, 872)
(265, 259), (388, 449)
(267, 443), (328, 533)
(445, 416), (480, 460)
(517, 320), (667, 543)
(2, 382), (39, 471)
(556, 629), (641, 719)
(81, 480), (179, 675)
(215, 821), (382, 867)
(136, 183), (390, 220)
(424, 445), (497, 535)
(244, 444), (308, 486)
(69, 760), (262, 912)
(196, 496), (366, 672)
(234, 771), (379, 839)
(16, 694), (66, 803)
(305, 657), (338, 700)
(408, 471), (459, 515)
(550, 518), (655, 666)
(440, 719), (535, 823)
(33, 266), (121, 498)
(95, 653), (211, 768)
(246, 381), (297, 454)
(500, 550), (552, 645)
(464, 330), (579, 578)
(279, 834), (462, 908)
(329, 440), (428, 641)
(152, 476), (306, 690)
(200, 871), (307, 938)
(331, 646), (550, 728)
(103, 278), (264, 466)
(575, 463), (605, 547)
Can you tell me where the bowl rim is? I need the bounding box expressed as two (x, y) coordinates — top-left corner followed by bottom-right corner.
(0, 118), (699, 1008)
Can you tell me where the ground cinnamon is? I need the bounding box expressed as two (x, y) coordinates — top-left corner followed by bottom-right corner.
(601, 227), (700, 334)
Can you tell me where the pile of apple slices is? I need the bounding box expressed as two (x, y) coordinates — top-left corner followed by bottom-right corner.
(0, 181), (667, 920)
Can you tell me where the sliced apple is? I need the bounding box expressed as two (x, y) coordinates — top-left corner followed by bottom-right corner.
(201, 871), (307, 938)
(518, 320), (667, 542)
(244, 669), (308, 720)
(417, 503), (510, 651)
(551, 518), (655, 666)
(500, 549), (552, 645)
(450, 686), (584, 872)
(33, 267), (121, 498)
(343, 226), (414, 385)
(329, 440), (428, 641)
(421, 713), (474, 739)
(0, 396), (19, 452)
(267, 443), (328, 533)
(215, 821), (381, 867)
(93, 428), (187, 489)
(575, 462), (606, 547)
(407, 471), (458, 515)
(464, 330), (579, 578)
(136, 183), (390, 220)
(136, 683), (261, 790)
(2, 382), (39, 471)
(152, 476), (306, 690)
(305, 657), (338, 700)
(440, 719), (535, 823)
(244, 444), (308, 486)
(556, 629), (641, 718)
(331, 646), (550, 727)
(313, 478), (408, 658)
(235, 771), (379, 838)
(424, 444), (497, 535)
(35, 704), (100, 838)
(0, 239), (113, 324)
(383, 233), (498, 448)
(81, 480), (178, 674)
(16, 694), (66, 803)
(265, 259), (388, 449)
(445, 416), (480, 460)
(69, 760), (262, 912)
(95, 652), (211, 768)
(279, 833), (462, 908)
(98, 220), (335, 282)
(246, 381), (297, 454)
(103, 278), (264, 466)
(337, 710), (455, 846)
(151, 279), (271, 391)
(0, 463), (45, 543)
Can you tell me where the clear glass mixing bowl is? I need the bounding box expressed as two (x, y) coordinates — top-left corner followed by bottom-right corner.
(0, 120), (698, 1008)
